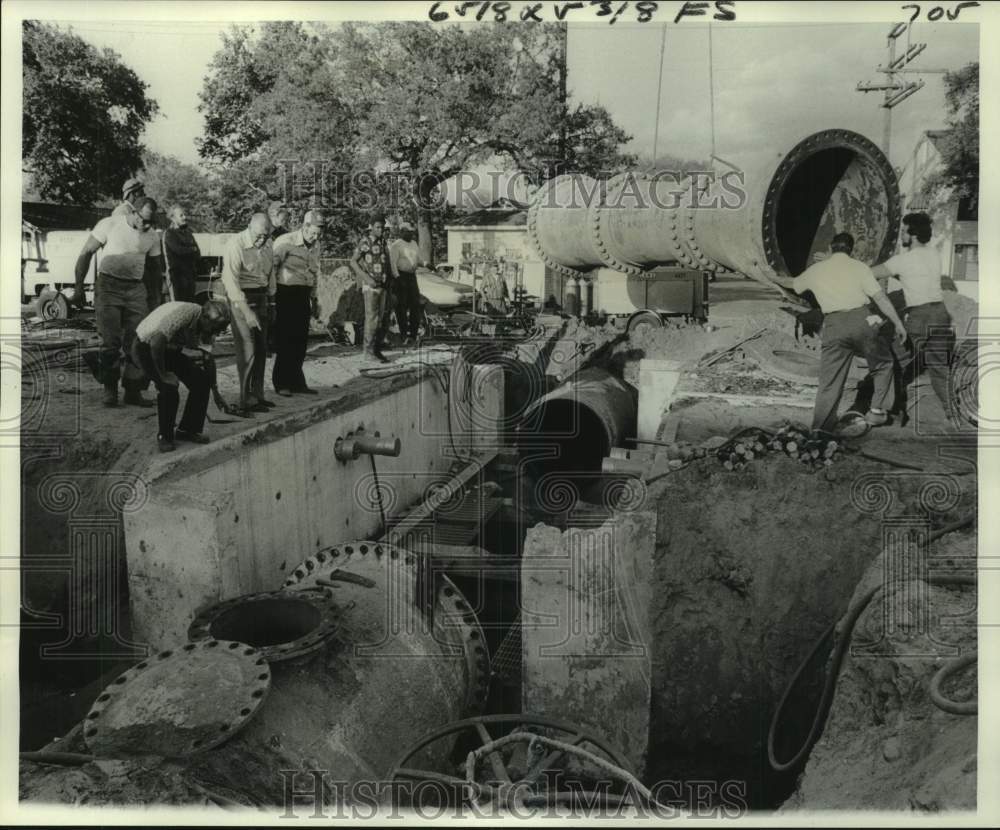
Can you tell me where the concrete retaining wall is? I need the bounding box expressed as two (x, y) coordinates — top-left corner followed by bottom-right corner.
(124, 365), (503, 650)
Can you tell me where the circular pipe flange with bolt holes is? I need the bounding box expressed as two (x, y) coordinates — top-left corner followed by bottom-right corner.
(82, 638), (271, 759)
(283, 540), (491, 713)
(187, 589), (342, 663)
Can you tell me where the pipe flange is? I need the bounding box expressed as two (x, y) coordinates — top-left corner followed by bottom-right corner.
(188, 589), (342, 663)
(283, 540), (491, 714)
(591, 173), (644, 276)
(527, 178), (588, 279)
(83, 638), (271, 759)
(761, 129), (901, 274)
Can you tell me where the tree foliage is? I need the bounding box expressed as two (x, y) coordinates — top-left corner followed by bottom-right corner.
(920, 62), (978, 215)
(22, 21), (158, 205)
(197, 21), (635, 262)
(140, 151), (219, 231)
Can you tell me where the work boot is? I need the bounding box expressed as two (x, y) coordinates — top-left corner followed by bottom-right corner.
(157, 435), (176, 453)
(175, 429), (210, 445)
(123, 389), (155, 408)
(103, 384), (119, 408)
(865, 408), (889, 427)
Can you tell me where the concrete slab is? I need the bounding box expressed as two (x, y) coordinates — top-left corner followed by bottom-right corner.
(521, 510), (656, 777)
(637, 358), (683, 441)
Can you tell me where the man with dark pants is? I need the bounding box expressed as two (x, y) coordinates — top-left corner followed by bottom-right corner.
(773, 232), (907, 434)
(351, 214), (391, 363)
(221, 213), (275, 415)
(163, 204), (201, 302)
(131, 300), (231, 452)
(74, 197), (163, 408)
(873, 212), (957, 424)
(388, 221), (423, 344)
(272, 209), (325, 396)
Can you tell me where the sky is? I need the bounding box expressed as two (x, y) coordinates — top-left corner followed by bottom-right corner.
(58, 18), (978, 180)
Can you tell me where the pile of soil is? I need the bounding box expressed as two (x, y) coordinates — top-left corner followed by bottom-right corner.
(781, 529), (977, 812)
(643, 432), (977, 807)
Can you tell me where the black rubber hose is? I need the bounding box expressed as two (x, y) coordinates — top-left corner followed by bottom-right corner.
(767, 510), (977, 772)
(929, 652), (977, 715)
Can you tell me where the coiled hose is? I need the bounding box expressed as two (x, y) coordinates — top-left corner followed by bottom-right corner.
(767, 510), (977, 772)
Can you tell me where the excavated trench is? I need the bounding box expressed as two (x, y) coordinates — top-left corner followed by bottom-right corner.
(508, 367), (976, 809)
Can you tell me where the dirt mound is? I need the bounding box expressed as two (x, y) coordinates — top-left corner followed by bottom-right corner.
(781, 528), (977, 811)
(644, 440), (977, 807)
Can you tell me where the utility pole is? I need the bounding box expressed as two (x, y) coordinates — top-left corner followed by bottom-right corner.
(857, 22), (947, 160)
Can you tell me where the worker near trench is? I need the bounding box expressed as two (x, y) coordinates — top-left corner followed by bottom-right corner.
(772, 232), (907, 434)
(271, 209), (325, 396)
(388, 220), (424, 345)
(220, 213), (276, 416)
(351, 214), (392, 363)
(130, 300), (232, 452)
(163, 204), (201, 303)
(74, 197), (163, 408)
(871, 212), (957, 425)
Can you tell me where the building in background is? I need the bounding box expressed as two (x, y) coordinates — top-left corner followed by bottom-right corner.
(443, 200), (548, 305)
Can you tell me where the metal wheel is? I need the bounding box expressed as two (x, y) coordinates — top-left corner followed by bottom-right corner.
(388, 713), (644, 812)
(626, 310), (662, 337)
(36, 291), (69, 321)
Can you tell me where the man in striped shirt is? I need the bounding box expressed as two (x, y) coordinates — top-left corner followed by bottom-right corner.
(272, 209), (325, 396)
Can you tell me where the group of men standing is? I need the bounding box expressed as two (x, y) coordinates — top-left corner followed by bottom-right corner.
(75, 177), (428, 450)
(774, 211), (959, 434)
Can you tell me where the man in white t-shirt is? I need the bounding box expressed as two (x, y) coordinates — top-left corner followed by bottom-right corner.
(773, 232), (907, 434)
(74, 198), (164, 407)
(872, 212), (956, 422)
(388, 221), (424, 344)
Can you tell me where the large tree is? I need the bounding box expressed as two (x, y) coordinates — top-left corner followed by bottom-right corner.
(22, 21), (158, 205)
(198, 22), (635, 263)
(920, 62), (978, 217)
(330, 22), (635, 262)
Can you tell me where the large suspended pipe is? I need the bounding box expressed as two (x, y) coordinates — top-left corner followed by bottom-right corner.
(527, 129), (901, 284)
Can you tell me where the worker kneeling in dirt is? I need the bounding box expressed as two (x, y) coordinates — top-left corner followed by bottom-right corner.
(130, 300), (231, 453)
(773, 232), (907, 434)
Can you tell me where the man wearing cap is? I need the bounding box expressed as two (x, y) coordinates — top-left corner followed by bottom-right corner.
(163, 204), (201, 302)
(272, 209), (325, 396)
(772, 232), (907, 434)
(351, 214), (391, 363)
(131, 299), (231, 452)
(114, 178), (145, 218)
(220, 213), (276, 415)
(388, 221), (424, 345)
(74, 197), (164, 408)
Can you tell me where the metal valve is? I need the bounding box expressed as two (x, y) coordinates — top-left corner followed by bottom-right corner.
(334, 428), (401, 462)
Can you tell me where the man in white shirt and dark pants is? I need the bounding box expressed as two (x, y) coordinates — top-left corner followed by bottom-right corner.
(872, 212), (956, 423)
(388, 221), (424, 345)
(773, 232), (907, 434)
